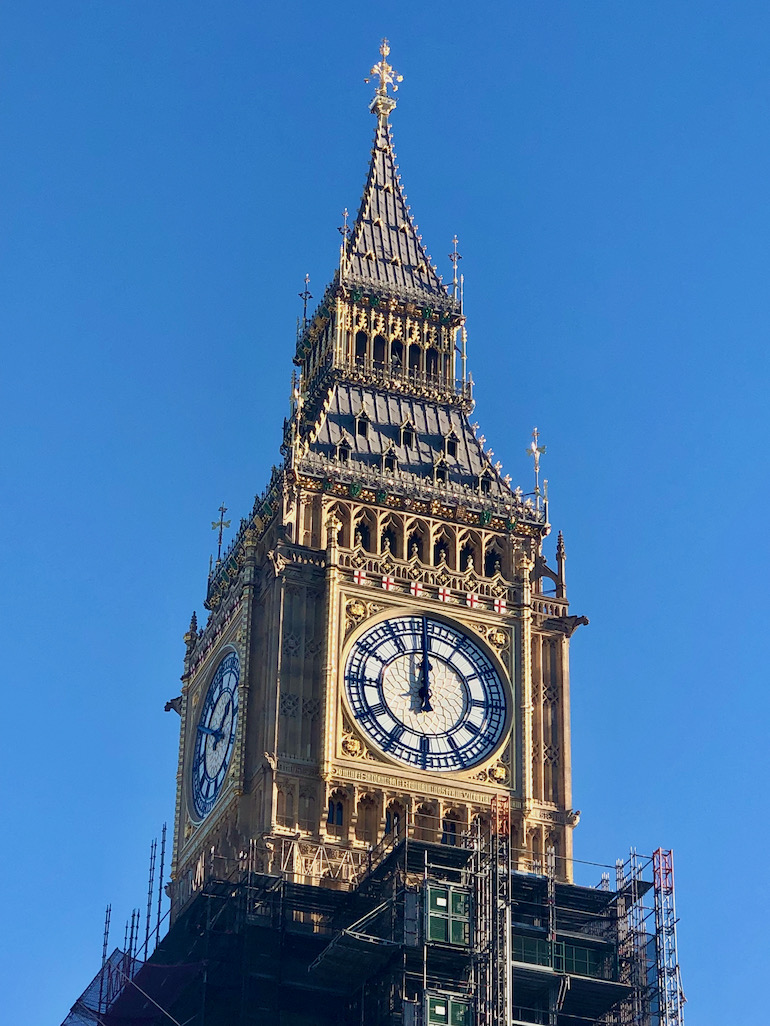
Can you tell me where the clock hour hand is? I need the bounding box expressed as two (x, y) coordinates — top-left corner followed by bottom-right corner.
(198, 723), (225, 745)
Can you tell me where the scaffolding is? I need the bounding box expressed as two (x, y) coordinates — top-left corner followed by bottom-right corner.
(62, 823), (684, 1026)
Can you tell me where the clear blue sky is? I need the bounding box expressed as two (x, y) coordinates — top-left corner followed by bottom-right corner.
(2, 2), (768, 1022)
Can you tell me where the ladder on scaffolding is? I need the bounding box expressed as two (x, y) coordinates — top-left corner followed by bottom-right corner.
(474, 795), (512, 1026)
(652, 849), (685, 1026)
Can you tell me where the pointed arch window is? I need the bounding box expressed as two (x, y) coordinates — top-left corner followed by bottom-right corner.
(434, 458), (448, 485)
(400, 420), (416, 449)
(444, 430), (460, 460)
(355, 409), (370, 439)
(382, 446), (398, 474)
(336, 434), (352, 463)
(478, 470), (493, 495)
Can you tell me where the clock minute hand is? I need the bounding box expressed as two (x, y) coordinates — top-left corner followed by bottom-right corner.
(419, 615), (433, 713)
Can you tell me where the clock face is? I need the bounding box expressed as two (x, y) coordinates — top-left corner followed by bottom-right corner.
(191, 650), (240, 819)
(344, 615), (508, 772)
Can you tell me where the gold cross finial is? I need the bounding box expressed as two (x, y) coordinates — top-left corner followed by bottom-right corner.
(366, 38), (403, 118)
(211, 502), (231, 562)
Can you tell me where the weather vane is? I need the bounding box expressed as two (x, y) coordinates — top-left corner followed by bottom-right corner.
(366, 39), (403, 117)
(211, 503), (231, 562)
(527, 428), (546, 500)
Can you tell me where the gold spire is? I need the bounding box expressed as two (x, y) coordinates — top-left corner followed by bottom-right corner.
(366, 38), (403, 118)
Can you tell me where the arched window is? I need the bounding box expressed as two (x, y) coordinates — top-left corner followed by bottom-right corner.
(433, 537), (450, 566)
(337, 438), (351, 463)
(373, 334), (386, 366)
(408, 344), (421, 374)
(278, 789), (294, 828)
(354, 515), (374, 552)
(327, 793), (346, 838)
(460, 542), (477, 573)
(381, 525), (398, 556)
(426, 347), (439, 379)
(441, 818), (458, 846)
(407, 525), (426, 561)
(485, 546), (503, 578)
(400, 421), (416, 448)
(355, 796), (377, 844)
(299, 794), (316, 833)
(391, 339), (403, 369)
(415, 804), (436, 842)
(385, 800), (405, 841)
(355, 331), (368, 364)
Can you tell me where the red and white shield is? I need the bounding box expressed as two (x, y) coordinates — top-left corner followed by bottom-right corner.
(466, 593), (480, 608)
(493, 597), (507, 614)
(438, 587), (451, 603)
(409, 581), (423, 597)
(353, 569), (367, 586)
(381, 575), (396, 591)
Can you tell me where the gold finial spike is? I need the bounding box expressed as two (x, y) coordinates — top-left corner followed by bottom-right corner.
(211, 502), (231, 562)
(527, 428), (547, 503)
(365, 38), (403, 118)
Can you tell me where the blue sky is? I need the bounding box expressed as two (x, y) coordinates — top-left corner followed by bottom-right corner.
(2, 2), (768, 1023)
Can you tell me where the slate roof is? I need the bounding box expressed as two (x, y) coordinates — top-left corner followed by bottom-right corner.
(302, 382), (514, 501)
(342, 115), (451, 304)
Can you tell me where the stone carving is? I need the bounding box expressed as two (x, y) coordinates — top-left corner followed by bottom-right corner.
(342, 735), (365, 758)
(487, 763), (509, 784)
(279, 693), (299, 718)
(303, 698), (321, 719)
(267, 549), (288, 578)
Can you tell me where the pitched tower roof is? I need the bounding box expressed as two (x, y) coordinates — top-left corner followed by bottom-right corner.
(340, 41), (450, 304)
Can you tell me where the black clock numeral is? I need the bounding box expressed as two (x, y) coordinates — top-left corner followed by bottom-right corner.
(419, 735), (430, 769)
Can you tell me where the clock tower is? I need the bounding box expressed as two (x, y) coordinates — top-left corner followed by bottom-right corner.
(63, 41), (684, 1026)
(168, 39), (583, 910)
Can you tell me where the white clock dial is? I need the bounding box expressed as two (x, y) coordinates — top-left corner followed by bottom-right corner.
(344, 615), (508, 772)
(192, 650), (239, 819)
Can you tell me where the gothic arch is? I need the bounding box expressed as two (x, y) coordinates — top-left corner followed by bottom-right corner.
(406, 519), (429, 562)
(380, 513), (405, 558)
(433, 525), (455, 568)
(327, 502), (352, 548)
(484, 538), (505, 578)
(355, 793), (378, 844)
(353, 510), (377, 553)
(459, 530), (482, 573)
(327, 788), (349, 840)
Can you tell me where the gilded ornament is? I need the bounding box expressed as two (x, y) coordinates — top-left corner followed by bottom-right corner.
(342, 735), (365, 758)
(488, 763), (509, 784)
(488, 628), (506, 649)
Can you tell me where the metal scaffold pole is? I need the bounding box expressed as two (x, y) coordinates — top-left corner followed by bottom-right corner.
(653, 849), (685, 1026)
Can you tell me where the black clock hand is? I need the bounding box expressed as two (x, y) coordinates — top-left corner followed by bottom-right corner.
(418, 615), (433, 712)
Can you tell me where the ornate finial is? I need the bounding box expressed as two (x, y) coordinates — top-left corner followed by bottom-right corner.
(211, 502), (231, 562)
(556, 530), (565, 559)
(338, 208), (350, 240)
(299, 274), (312, 328)
(449, 235), (462, 300)
(527, 428), (547, 503)
(189, 610), (198, 634)
(366, 38), (403, 118)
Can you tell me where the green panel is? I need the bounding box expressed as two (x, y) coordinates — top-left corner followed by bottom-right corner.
(428, 997), (449, 1023)
(449, 1000), (471, 1025)
(429, 887), (449, 913)
(451, 891), (470, 918)
(450, 919), (470, 946)
(428, 914), (449, 942)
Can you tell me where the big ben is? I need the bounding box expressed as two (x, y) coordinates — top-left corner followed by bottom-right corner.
(65, 41), (684, 1026)
(170, 39), (578, 903)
